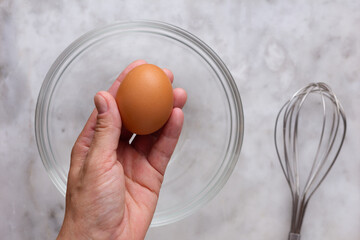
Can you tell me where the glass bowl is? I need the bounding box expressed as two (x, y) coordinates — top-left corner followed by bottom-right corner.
(35, 20), (244, 226)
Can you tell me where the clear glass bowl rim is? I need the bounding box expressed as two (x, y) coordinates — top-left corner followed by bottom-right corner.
(35, 20), (244, 226)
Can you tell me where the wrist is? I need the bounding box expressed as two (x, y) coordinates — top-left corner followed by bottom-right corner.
(57, 220), (86, 240)
(57, 214), (124, 240)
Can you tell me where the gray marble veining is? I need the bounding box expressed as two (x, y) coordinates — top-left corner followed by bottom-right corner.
(1, 0), (360, 239)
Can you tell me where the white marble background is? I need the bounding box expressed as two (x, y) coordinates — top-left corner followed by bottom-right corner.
(1, 0), (360, 239)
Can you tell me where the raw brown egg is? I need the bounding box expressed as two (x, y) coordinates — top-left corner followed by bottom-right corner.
(115, 64), (173, 135)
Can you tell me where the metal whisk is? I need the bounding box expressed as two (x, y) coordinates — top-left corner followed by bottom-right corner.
(274, 82), (346, 240)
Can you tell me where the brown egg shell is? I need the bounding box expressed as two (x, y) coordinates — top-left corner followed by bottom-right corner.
(116, 64), (174, 135)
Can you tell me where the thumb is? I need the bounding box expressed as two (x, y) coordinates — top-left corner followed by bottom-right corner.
(87, 91), (121, 165)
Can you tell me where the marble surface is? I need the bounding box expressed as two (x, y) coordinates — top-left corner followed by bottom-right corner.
(1, 0), (360, 239)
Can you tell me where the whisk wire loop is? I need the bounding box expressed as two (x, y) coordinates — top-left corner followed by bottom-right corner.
(274, 82), (346, 239)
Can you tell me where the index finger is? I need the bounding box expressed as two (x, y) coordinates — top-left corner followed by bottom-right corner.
(108, 60), (148, 96)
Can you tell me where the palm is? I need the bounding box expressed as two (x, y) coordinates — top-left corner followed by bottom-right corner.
(116, 140), (163, 237)
(93, 115), (182, 239)
(87, 110), (182, 239)
(119, 139), (162, 212)
(60, 60), (186, 240)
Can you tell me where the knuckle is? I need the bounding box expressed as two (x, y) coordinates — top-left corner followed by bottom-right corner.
(96, 116), (113, 131)
(95, 115), (120, 134)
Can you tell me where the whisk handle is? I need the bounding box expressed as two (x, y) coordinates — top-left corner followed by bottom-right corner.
(289, 233), (300, 240)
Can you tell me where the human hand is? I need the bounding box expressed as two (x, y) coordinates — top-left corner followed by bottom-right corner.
(57, 60), (187, 240)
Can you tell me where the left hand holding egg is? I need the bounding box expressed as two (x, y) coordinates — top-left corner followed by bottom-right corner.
(59, 60), (187, 240)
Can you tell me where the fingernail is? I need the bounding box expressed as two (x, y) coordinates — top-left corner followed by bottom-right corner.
(94, 93), (108, 114)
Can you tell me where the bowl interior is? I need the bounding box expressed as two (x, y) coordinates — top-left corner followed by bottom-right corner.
(38, 21), (243, 226)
